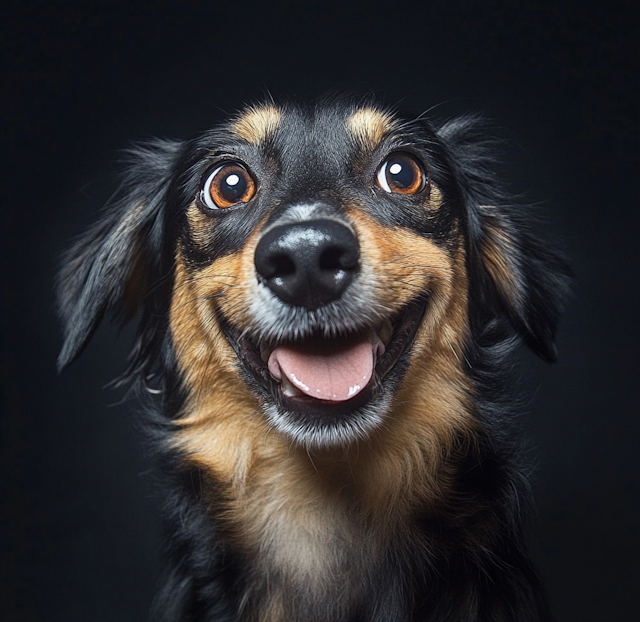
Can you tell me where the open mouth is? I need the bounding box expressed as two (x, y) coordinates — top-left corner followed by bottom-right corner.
(224, 297), (428, 418)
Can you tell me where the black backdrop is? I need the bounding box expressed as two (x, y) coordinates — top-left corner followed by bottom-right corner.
(3, 1), (638, 620)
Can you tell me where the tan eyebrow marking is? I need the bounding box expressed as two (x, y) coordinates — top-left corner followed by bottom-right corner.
(233, 105), (282, 144)
(346, 108), (397, 148)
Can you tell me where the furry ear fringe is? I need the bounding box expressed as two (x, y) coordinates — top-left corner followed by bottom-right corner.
(56, 139), (182, 371)
(436, 117), (571, 361)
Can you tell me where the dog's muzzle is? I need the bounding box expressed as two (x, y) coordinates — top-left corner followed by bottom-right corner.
(253, 218), (383, 404)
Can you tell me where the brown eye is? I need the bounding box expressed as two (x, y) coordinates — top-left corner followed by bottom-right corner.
(201, 162), (256, 209)
(376, 152), (427, 195)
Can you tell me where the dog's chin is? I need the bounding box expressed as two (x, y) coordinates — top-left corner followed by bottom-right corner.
(223, 297), (427, 449)
(262, 390), (394, 449)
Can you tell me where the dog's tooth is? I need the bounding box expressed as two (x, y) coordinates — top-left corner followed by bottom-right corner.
(281, 374), (304, 398)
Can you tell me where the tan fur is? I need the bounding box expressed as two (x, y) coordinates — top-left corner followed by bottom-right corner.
(185, 202), (215, 248)
(170, 247), (268, 485)
(427, 182), (444, 209)
(346, 107), (397, 149)
(233, 105), (281, 144)
(345, 209), (476, 513)
(170, 175), (477, 617)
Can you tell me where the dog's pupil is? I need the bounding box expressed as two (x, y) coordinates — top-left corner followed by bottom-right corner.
(388, 159), (414, 190)
(221, 172), (246, 201)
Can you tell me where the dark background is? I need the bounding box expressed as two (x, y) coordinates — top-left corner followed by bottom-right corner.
(3, 1), (638, 620)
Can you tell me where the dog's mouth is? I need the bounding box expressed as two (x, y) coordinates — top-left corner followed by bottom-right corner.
(224, 297), (427, 417)
(267, 332), (384, 403)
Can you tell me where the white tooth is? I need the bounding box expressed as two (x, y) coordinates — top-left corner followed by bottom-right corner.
(281, 374), (304, 398)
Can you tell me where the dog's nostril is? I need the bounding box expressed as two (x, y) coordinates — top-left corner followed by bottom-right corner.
(254, 218), (359, 310)
(271, 254), (296, 278)
(319, 246), (347, 272)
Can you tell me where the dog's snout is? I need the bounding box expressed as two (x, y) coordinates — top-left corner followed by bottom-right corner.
(254, 219), (359, 310)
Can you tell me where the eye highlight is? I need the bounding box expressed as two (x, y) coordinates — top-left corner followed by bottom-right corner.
(376, 152), (427, 195)
(201, 162), (256, 209)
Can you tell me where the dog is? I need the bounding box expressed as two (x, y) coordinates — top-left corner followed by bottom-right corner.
(57, 95), (570, 621)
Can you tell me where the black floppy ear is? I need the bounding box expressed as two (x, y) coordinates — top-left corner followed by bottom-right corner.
(436, 116), (571, 362)
(56, 139), (182, 371)
(475, 205), (570, 362)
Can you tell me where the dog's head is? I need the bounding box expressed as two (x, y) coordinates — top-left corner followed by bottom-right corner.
(58, 97), (569, 449)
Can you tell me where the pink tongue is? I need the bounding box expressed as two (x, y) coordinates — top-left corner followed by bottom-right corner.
(268, 338), (382, 402)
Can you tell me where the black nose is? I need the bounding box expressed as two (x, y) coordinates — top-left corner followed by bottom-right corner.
(254, 219), (359, 310)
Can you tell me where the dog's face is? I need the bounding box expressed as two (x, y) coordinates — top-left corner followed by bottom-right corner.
(169, 102), (470, 448)
(58, 97), (568, 453)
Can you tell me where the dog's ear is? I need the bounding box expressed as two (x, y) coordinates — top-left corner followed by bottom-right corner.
(474, 205), (570, 362)
(57, 139), (183, 371)
(436, 116), (571, 362)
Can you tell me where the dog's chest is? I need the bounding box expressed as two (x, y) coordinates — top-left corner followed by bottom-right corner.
(225, 452), (411, 621)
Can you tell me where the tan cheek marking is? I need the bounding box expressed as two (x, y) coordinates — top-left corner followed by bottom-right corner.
(169, 247), (267, 484)
(348, 209), (453, 313)
(346, 108), (397, 148)
(233, 105), (281, 144)
(182, 202), (269, 328)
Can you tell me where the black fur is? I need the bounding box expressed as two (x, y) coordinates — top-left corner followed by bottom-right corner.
(58, 95), (570, 621)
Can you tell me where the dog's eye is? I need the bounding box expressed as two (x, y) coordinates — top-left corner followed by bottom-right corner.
(201, 162), (256, 209)
(376, 153), (427, 195)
